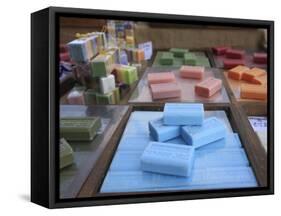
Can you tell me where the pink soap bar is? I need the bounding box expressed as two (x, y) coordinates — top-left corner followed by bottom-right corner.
(147, 72), (176, 85)
(223, 59), (245, 69)
(225, 49), (245, 59)
(212, 46), (229, 55)
(195, 77), (222, 98)
(67, 91), (85, 105)
(60, 52), (71, 62)
(150, 82), (181, 100)
(253, 52), (267, 64)
(179, 66), (204, 79)
(60, 44), (68, 53)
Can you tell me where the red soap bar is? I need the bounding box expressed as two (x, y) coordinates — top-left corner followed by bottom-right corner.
(147, 72), (176, 85)
(223, 59), (245, 69)
(225, 49), (245, 59)
(60, 44), (68, 53)
(253, 52), (267, 64)
(60, 52), (71, 62)
(195, 77), (222, 98)
(179, 66), (204, 79)
(150, 82), (181, 100)
(212, 46), (229, 55)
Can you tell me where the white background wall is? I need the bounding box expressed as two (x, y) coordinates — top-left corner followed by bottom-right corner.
(0, 0), (279, 214)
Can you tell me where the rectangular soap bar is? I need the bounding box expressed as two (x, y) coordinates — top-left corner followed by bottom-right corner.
(195, 56), (210, 67)
(115, 64), (138, 85)
(99, 74), (116, 94)
(181, 117), (227, 149)
(242, 67), (266, 82)
(60, 138), (74, 169)
(163, 103), (204, 125)
(140, 142), (195, 177)
(67, 90), (85, 105)
(225, 49), (245, 59)
(149, 117), (180, 142)
(240, 83), (267, 100)
(150, 82), (181, 100)
(84, 89), (97, 105)
(96, 92), (115, 104)
(228, 65), (250, 80)
(147, 72), (176, 85)
(60, 117), (101, 141)
(169, 48), (189, 57)
(90, 54), (112, 77)
(253, 52), (267, 64)
(195, 77), (222, 98)
(179, 66), (204, 79)
(212, 46), (229, 55)
(183, 53), (197, 65)
(160, 52), (173, 65)
(251, 75), (267, 85)
(223, 59), (245, 69)
(112, 87), (120, 104)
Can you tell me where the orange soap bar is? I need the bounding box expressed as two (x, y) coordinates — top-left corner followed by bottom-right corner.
(251, 75), (267, 85)
(240, 83), (267, 100)
(150, 82), (181, 100)
(242, 67), (266, 82)
(195, 77), (222, 98)
(179, 66), (204, 79)
(228, 65), (249, 80)
(147, 72), (176, 85)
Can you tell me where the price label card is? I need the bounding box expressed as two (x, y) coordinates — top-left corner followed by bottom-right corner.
(138, 41), (153, 60)
(248, 116), (267, 132)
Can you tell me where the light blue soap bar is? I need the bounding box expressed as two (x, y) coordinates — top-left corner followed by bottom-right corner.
(100, 167), (257, 192)
(149, 118), (180, 142)
(163, 103), (204, 125)
(140, 142), (195, 177)
(181, 117), (227, 149)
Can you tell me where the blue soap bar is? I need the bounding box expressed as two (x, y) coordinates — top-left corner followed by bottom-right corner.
(181, 117), (227, 149)
(163, 103), (204, 125)
(100, 167), (257, 192)
(149, 118), (180, 142)
(140, 142), (195, 177)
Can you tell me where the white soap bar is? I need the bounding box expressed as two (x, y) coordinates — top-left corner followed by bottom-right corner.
(99, 74), (116, 94)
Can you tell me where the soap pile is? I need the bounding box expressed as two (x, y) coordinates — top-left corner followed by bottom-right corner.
(141, 103), (227, 177)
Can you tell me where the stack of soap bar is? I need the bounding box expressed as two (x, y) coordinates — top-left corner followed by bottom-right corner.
(67, 37), (94, 62)
(228, 65), (249, 80)
(183, 53), (197, 65)
(181, 117), (227, 149)
(60, 138), (74, 169)
(60, 117), (101, 141)
(95, 92), (115, 104)
(90, 54), (112, 77)
(225, 49), (245, 59)
(195, 77), (222, 98)
(99, 74), (116, 94)
(149, 118), (180, 142)
(160, 52), (173, 65)
(115, 65), (138, 85)
(140, 142), (195, 177)
(223, 59), (245, 69)
(150, 82), (181, 100)
(147, 72), (176, 85)
(163, 103), (204, 125)
(251, 75), (267, 85)
(67, 90), (85, 105)
(212, 46), (229, 55)
(179, 66), (204, 79)
(253, 52), (267, 64)
(240, 83), (267, 100)
(169, 48), (189, 57)
(241, 67), (266, 82)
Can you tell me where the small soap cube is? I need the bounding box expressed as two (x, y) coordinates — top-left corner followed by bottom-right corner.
(160, 52), (173, 65)
(60, 117), (101, 141)
(60, 138), (74, 169)
(253, 52), (267, 64)
(115, 65), (138, 85)
(99, 74), (115, 94)
(163, 103), (204, 125)
(195, 77), (222, 98)
(225, 49), (245, 59)
(212, 46), (229, 55)
(147, 72), (176, 85)
(140, 142), (195, 177)
(240, 83), (267, 100)
(90, 54), (112, 77)
(169, 48), (189, 57)
(181, 117), (227, 149)
(96, 92), (115, 104)
(179, 66), (204, 79)
(67, 37), (94, 62)
(148, 117), (180, 142)
(67, 90), (85, 105)
(183, 53), (197, 65)
(223, 59), (245, 69)
(228, 65), (250, 80)
(241, 67), (266, 82)
(150, 82), (181, 100)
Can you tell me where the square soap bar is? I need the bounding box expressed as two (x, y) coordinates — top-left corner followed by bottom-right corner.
(195, 77), (222, 98)
(150, 82), (181, 100)
(181, 117), (227, 149)
(241, 67), (266, 82)
(90, 54), (112, 77)
(99, 74), (116, 94)
(253, 52), (267, 64)
(212, 46), (229, 55)
(163, 103), (204, 126)
(183, 53), (197, 65)
(179, 66), (204, 79)
(169, 48), (189, 57)
(228, 65), (249, 80)
(160, 52), (174, 65)
(60, 117), (101, 141)
(240, 83), (267, 100)
(147, 72), (176, 85)
(115, 64), (138, 85)
(140, 142), (195, 177)
(67, 37), (94, 62)
(223, 59), (245, 69)
(149, 117), (180, 142)
(60, 138), (74, 169)
(225, 49), (245, 59)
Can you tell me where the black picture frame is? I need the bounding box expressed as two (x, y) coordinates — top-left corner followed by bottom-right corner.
(31, 6), (274, 208)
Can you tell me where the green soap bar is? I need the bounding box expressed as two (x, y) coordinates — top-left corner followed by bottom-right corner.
(118, 65), (138, 85)
(170, 48), (189, 57)
(60, 117), (101, 141)
(95, 92), (115, 104)
(160, 52), (174, 65)
(90, 55), (112, 77)
(84, 89), (97, 105)
(112, 87), (120, 104)
(60, 138), (74, 169)
(183, 53), (197, 65)
(195, 56), (210, 67)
